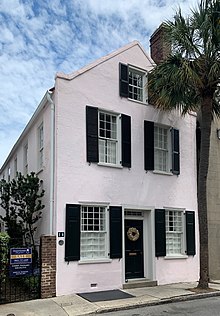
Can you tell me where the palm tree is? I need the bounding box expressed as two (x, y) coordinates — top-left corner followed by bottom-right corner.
(149, 0), (220, 289)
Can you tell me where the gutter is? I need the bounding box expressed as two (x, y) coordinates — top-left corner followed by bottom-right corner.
(46, 90), (55, 235)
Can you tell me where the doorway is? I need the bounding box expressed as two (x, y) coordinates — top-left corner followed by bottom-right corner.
(125, 219), (144, 279)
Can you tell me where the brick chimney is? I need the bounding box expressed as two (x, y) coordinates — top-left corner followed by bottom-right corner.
(150, 24), (171, 64)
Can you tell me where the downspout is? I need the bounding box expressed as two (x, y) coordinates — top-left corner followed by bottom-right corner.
(46, 90), (55, 235)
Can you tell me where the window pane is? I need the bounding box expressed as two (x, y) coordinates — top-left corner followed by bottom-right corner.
(99, 112), (118, 164)
(80, 206), (107, 259)
(154, 126), (169, 172)
(99, 139), (105, 163)
(107, 140), (116, 164)
(166, 210), (183, 255)
(128, 69), (143, 101)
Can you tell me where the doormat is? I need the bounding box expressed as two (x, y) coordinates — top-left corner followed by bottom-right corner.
(77, 289), (135, 302)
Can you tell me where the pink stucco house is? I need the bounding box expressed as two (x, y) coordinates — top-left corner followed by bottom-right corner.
(0, 40), (199, 295)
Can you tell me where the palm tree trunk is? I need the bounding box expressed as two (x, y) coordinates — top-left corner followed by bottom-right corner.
(197, 96), (213, 289)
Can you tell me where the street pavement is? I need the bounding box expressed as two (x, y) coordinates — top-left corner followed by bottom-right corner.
(1, 281), (220, 316)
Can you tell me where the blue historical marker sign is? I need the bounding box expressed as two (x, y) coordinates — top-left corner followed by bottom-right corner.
(9, 248), (32, 277)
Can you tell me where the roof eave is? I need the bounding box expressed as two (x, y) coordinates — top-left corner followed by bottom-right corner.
(0, 90), (52, 173)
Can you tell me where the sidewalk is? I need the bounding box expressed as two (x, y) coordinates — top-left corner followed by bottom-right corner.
(1, 281), (220, 316)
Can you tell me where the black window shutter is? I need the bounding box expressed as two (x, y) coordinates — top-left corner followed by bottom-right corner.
(144, 121), (154, 171)
(86, 106), (98, 163)
(121, 114), (131, 168)
(186, 211), (196, 256)
(65, 204), (80, 261)
(109, 206), (122, 258)
(119, 63), (129, 97)
(155, 209), (166, 257)
(171, 128), (180, 175)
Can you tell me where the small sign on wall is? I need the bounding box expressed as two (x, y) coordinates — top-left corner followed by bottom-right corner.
(9, 248), (32, 277)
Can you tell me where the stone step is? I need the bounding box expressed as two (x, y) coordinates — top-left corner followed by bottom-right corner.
(123, 279), (157, 289)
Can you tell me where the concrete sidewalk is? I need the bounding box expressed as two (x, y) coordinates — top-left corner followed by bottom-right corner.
(1, 281), (220, 316)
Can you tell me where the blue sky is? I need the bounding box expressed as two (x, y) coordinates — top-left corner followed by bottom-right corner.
(0, 0), (198, 166)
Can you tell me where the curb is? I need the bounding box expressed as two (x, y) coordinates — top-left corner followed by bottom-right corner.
(92, 291), (220, 314)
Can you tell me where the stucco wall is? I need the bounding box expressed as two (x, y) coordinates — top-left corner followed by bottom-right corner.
(54, 43), (199, 295)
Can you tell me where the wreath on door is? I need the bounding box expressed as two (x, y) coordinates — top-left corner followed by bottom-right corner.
(127, 227), (140, 241)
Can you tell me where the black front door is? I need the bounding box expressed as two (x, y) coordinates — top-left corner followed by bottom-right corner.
(125, 219), (144, 279)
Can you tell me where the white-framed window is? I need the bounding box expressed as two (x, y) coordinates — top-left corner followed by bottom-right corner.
(24, 143), (28, 174)
(119, 63), (147, 103)
(98, 111), (120, 165)
(38, 123), (44, 169)
(128, 68), (146, 102)
(154, 125), (171, 172)
(165, 209), (184, 255)
(80, 205), (108, 260)
(86, 105), (131, 168)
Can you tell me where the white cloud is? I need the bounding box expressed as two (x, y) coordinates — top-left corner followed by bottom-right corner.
(0, 0), (200, 166)
(0, 0), (26, 17)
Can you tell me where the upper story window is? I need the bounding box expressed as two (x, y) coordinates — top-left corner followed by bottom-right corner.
(86, 106), (131, 168)
(99, 112), (118, 164)
(119, 63), (147, 103)
(7, 166), (10, 182)
(129, 68), (144, 101)
(14, 157), (17, 178)
(38, 123), (44, 170)
(144, 121), (180, 175)
(154, 125), (170, 172)
(23, 143), (28, 175)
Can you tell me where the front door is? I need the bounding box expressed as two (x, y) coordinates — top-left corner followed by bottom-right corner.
(125, 219), (144, 279)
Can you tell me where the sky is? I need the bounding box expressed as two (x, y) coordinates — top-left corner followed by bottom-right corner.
(0, 0), (199, 167)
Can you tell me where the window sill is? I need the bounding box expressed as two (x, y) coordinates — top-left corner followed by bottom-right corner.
(152, 170), (173, 176)
(78, 259), (112, 264)
(128, 98), (148, 106)
(97, 162), (123, 169)
(164, 255), (188, 260)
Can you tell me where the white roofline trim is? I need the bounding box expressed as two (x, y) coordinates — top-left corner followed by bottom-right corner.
(56, 41), (155, 81)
